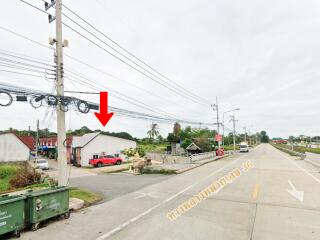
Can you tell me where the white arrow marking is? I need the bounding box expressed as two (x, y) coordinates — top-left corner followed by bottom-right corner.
(134, 191), (159, 199)
(287, 180), (304, 202)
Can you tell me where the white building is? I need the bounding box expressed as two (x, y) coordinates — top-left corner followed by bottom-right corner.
(0, 132), (34, 162)
(72, 132), (136, 167)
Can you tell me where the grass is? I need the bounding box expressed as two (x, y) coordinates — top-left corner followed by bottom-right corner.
(271, 144), (302, 156)
(274, 144), (320, 155)
(142, 168), (176, 175)
(69, 187), (102, 206)
(0, 164), (23, 193)
(138, 143), (167, 153)
(223, 145), (240, 151)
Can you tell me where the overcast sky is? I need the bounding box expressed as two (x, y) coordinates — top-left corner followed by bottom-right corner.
(0, 0), (319, 139)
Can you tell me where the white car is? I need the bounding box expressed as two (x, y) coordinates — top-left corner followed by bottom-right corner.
(35, 159), (49, 170)
(239, 142), (249, 152)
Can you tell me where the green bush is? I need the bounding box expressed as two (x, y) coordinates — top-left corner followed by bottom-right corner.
(9, 166), (41, 189)
(0, 165), (21, 179)
(137, 147), (146, 157)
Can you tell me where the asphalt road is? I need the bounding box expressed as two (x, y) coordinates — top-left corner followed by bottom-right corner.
(19, 144), (320, 240)
(69, 173), (173, 203)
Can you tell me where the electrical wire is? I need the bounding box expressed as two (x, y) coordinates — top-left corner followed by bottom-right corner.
(0, 82), (214, 126)
(62, 4), (212, 105)
(62, 22), (208, 107)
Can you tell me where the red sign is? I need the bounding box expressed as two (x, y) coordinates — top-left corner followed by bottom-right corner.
(215, 134), (223, 142)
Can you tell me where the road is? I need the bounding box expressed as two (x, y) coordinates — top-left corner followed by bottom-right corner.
(69, 173), (172, 202)
(19, 144), (320, 240)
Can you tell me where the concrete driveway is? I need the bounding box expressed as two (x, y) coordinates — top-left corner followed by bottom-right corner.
(45, 159), (97, 180)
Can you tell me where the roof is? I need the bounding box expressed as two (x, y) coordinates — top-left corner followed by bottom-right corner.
(186, 142), (201, 151)
(39, 136), (73, 147)
(72, 132), (100, 148)
(0, 132), (35, 151)
(72, 132), (136, 148)
(18, 136), (35, 151)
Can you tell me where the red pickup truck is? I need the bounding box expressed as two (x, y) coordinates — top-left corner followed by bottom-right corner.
(89, 155), (122, 167)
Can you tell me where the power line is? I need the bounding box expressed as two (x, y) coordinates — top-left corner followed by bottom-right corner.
(62, 22), (208, 107)
(16, 1), (212, 107)
(62, 3), (212, 105)
(62, 12), (209, 106)
(18, 0), (49, 15)
(16, 1), (208, 106)
(0, 25), (194, 109)
(0, 82), (214, 126)
(0, 50), (54, 67)
(0, 68), (49, 78)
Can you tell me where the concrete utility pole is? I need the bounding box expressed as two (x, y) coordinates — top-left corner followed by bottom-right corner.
(222, 108), (240, 147)
(55, 0), (68, 186)
(243, 127), (247, 142)
(36, 120), (39, 158)
(211, 97), (221, 149)
(45, 0), (67, 186)
(230, 115), (238, 152)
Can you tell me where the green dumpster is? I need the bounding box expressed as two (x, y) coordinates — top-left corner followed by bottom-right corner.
(25, 186), (70, 231)
(0, 194), (26, 238)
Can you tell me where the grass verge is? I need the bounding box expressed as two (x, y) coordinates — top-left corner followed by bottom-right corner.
(142, 168), (176, 175)
(69, 187), (102, 206)
(271, 144), (301, 156)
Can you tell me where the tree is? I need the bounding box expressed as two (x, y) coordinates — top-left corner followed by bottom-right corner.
(147, 123), (159, 142)
(260, 130), (269, 143)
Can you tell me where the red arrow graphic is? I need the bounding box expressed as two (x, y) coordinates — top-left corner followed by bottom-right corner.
(94, 92), (114, 127)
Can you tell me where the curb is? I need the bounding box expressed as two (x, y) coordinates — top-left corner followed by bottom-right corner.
(175, 155), (227, 174)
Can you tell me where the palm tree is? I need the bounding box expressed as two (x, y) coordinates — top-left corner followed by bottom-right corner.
(147, 123), (159, 142)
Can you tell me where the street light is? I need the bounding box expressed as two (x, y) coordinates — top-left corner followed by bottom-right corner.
(222, 108), (240, 147)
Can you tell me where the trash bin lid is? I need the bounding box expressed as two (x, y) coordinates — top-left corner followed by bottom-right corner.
(27, 186), (69, 197)
(0, 195), (26, 205)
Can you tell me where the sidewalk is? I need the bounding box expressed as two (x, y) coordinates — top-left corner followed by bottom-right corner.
(145, 154), (230, 174)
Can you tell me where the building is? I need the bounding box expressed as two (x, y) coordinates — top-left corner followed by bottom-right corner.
(186, 142), (202, 155)
(0, 132), (35, 162)
(39, 136), (73, 162)
(271, 138), (288, 144)
(72, 132), (137, 167)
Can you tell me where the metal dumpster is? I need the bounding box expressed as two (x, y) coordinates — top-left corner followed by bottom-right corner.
(25, 186), (70, 231)
(0, 194), (26, 238)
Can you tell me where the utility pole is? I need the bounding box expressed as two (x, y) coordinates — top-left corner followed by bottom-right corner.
(243, 127), (247, 142)
(222, 108), (240, 147)
(36, 120), (39, 159)
(45, 0), (68, 186)
(211, 97), (221, 149)
(230, 115), (238, 152)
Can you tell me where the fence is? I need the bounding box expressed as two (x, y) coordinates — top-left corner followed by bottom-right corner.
(190, 151), (216, 163)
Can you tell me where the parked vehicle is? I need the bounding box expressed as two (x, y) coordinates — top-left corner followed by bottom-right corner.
(35, 159), (49, 170)
(239, 142), (249, 152)
(89, 155), (122, 167)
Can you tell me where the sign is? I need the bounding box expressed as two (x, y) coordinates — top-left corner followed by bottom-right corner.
(215, 134), (223, 142)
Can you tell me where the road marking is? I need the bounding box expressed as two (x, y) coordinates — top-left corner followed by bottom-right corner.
(134, 191), (159, 199)
(95, 153), (248, 240)
(279, 150), (320, 184)
(287, 180), (304, 202)
(252, 183), (260, 200)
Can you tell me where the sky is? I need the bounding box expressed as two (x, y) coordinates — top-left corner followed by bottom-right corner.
(0, 0), (320, 139)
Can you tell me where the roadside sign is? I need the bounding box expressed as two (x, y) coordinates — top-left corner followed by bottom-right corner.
(215, 134), (223, 142)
